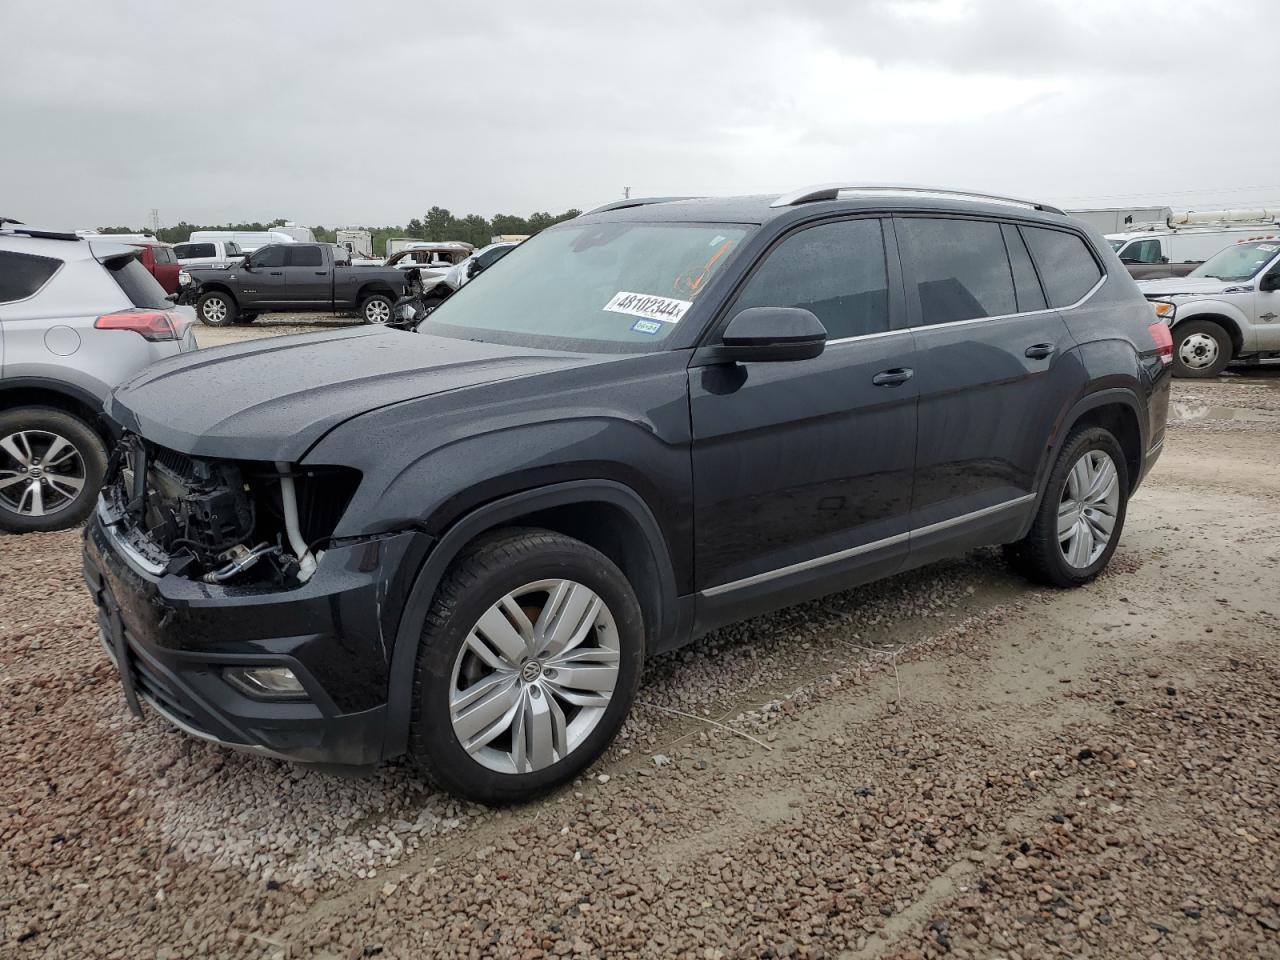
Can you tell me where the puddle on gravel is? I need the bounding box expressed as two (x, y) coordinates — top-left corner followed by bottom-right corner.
(1170, 402), (1280, 423)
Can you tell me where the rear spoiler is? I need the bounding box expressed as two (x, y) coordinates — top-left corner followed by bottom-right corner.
(1, 217), (82, 241)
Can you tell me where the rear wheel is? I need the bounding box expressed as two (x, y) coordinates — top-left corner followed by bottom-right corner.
(360, 294), (393, 324)
(1171, 319), (1231, 378)
(0, 407), (107, 534)
(196, 290), (239, 327)
(409, 528), (644, 804)
(1004, 426), (1128, 587)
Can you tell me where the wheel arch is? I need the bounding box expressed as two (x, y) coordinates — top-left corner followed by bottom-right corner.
(1023, 388), (1147, 540)
(0, 379), (114, 443)
(1171, 309), (1246, 357)
(356, 282), (396, 303)
(195, 282), (238, 304)
(382, 479), (683, 760)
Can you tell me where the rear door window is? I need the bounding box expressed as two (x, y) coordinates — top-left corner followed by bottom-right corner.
(0, 251), (61, 302)
(731, 218), (891, 340)
(1021, 227), (1103, 308)
(287, 245), (323, 267)
(175, 243), (215, 259)
(1002, 224), (1047, 312)
(106, 255), (170, 308)
(897, 217), (1017, 324)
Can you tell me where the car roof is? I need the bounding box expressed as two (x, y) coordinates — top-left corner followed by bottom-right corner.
(0, 226), (133, 262)
(574, 190), (1075, 229)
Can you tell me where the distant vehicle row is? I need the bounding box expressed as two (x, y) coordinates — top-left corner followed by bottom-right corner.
(1106, 207), (1280, 279)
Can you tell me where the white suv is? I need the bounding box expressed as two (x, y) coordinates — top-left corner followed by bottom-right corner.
(0, 221), (199, 532)
(1140, 238), (1280, 377)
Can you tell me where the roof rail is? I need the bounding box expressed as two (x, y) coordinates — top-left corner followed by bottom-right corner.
(584, 196), (699, 215)
(770, 183), (1066, 216)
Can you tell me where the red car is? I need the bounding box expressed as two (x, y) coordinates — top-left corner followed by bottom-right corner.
(128, 241), (181, 294)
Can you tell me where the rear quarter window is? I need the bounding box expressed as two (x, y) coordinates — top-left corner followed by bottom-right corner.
(0, 251), (61, 302)
(1021, 227), (1103, 308)
(106, 255), (170, 308)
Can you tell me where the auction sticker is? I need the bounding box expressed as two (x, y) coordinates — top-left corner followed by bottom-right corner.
(630, 319), (662, 335)
(604, 291), (692, 324)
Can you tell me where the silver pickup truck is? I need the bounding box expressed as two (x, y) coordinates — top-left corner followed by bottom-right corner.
(1141, 237), (1280, 377)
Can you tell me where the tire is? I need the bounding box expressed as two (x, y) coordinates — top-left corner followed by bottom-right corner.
(409, 527), (645, 804)
(0, 407), (107, 534)
(239, 313), (259, 325)
(1004, 426), (1129, 588)
(196, 290), (239, 327)
(360, 294), (394, 325)
(1171, 319), (1231, 378)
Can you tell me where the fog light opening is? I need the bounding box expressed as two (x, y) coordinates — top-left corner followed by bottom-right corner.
(224, 666), (308, 700)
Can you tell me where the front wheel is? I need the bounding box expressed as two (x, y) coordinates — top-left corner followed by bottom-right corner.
(1004, 426), (1128, 588)
(409, 528), (644, 804)
(360, 294), (394, 324)
(1171, 319), (1232, 378)
(0, 407), (107, 534)
(196, 290), (239, 327)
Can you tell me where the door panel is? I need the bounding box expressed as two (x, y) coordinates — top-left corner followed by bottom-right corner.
(691, 333), (918, 592)
(234, 246), (286, 307)
(281, 245), (330, 304)
(690, 216), (916, 599)
(896, 215), (1085, 534)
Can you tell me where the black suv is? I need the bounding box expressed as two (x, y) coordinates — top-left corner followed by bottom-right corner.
(83, 186), (1172, 803)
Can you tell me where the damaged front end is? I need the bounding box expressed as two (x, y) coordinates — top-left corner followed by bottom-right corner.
(98, 435), (360, 587)
(83, 434), (432, 768)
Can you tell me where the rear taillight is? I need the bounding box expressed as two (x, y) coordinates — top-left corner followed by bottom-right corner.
(95, 309), (192, 342)
(1147, 321), (1173, 366)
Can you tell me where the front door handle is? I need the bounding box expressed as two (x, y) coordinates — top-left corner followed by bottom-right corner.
(872, 367), (914, 387)
(268, 271), (283, 276)
(314, 271), (327, 276)
(1024, 342), (1056, 360)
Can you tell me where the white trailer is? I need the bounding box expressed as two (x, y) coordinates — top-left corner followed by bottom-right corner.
(335, 228), (374, 260)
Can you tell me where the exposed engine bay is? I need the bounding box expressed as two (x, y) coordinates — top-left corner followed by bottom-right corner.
(100, 435), (358, 586)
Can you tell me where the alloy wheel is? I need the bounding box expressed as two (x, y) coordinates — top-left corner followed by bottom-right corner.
(1178, 332), (1219, 370)
(449, 579), (620, 774)
(1058, 449), (1120, 569)
(202, 297), (228, 323)
(365, 300), (391, 323)
(0, 430), (87, 518)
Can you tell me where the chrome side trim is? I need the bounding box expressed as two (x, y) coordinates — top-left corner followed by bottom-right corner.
(820, 273), (1108, 347)
(699, 493), (1037, 598)
(700, 531), (910, 598)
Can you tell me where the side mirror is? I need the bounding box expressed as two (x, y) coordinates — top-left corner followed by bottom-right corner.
(466, 260), (482, 279)
(706, 307), (827, 363)
(1260, 272), (1280, 292)
(240, 259), (254, 271)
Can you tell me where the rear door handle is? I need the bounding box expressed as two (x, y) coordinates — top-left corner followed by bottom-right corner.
(314, 271), (327, 276)
(1025, 342), (1055, 360)
(268, 271), (283, 276)
(872, 367), (914, 387)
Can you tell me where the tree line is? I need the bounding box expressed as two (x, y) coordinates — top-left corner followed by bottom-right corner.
(96, 206), (582, 255)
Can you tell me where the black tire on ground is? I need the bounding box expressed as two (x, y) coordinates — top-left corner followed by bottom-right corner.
(360, 294), (394, 324)
(1003, 426), (1129, 588)
(0, 406), (108, 534)
(1170, 319), (1232, 378)
(195, 290), (239, 327)
(239, 313), (259, 324)
(409, 527), (645, 805)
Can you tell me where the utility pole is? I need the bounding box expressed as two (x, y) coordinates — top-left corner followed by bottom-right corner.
(623, 186), (631, 200)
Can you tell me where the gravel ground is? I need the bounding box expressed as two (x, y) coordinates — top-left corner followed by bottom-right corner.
(1, 371), (1278, 959)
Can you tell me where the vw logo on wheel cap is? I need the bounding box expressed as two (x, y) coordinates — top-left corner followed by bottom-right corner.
(520, 660), (543, 682)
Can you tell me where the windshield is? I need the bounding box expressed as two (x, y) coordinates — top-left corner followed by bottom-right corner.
(1187, 239), (1280, 282)
(418, 221), (751, 350)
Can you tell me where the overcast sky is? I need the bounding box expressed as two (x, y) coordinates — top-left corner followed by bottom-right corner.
(3, 0), (1275, 231)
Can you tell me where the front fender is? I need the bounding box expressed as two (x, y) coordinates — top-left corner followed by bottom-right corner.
(378, 478), (682, 760)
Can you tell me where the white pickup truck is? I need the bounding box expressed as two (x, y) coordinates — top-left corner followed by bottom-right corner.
(172, 239), (245, 267)
(1140, 237), (1280, 377)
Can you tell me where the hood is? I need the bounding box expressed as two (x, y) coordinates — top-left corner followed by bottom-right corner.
(107, 327), (602, 461)
(1136, 276), (1242, 297)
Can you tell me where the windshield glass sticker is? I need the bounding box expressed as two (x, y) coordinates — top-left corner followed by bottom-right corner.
(1258, 243), (1277, 252)
(604, 291), (692, 324)
(630, 319), (662, 335)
